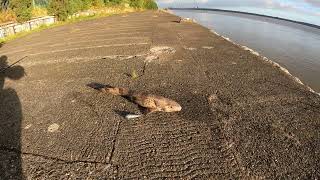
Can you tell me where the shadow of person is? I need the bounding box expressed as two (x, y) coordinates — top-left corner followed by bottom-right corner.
(0, 55), (25, 179)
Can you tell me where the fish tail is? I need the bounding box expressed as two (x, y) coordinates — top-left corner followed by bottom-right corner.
(101, 87), (130, 96)
(87, 83), (132, 96)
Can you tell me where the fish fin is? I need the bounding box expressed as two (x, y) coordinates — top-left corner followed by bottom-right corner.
(125, 114), (142, 119)
(142, 108), (158, 115)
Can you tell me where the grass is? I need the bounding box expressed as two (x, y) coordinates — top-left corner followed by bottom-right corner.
(0, 10), (17, 24)
(0, 6), (141, 44)
(1, 7), (49, 24)
(130, 68), (139, 79)
(32, 7), (48, 18)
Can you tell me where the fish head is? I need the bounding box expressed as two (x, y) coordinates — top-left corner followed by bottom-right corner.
(163, 101), (182, 112)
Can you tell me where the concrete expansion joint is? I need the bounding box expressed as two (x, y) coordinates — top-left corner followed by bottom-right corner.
(207, 95), (248, 177)
(174, 27), (249, 177)
(108, 119), (122, 163)
(0, 145), (113, 165)
(220, 131), (248, 177)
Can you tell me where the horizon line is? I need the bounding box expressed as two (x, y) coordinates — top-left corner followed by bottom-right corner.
(168, 7), (320, 30)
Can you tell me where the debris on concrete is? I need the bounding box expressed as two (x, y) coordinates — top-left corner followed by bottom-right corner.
(183, 46), (197, 51)
(150, 46), (176, 55)
(145, 46), (176, 62)
(145, 55), (159, 62)
(47, 123), (60, 133)
(180, 17), (196, 23)
(202, 46), (214, 49)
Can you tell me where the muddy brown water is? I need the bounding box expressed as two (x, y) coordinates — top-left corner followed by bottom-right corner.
(172, 9), (320, 93)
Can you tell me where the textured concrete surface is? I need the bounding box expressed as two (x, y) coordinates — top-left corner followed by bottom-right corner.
(0, 11), (319, 179)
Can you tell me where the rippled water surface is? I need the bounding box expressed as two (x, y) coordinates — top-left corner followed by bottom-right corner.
(172, 9), (320, 92)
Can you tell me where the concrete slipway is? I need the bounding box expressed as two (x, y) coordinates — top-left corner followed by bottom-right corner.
(0, 11), (319, 179)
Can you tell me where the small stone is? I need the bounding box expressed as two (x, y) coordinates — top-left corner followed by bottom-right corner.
(24, 124), (32, 129)
(105, 164), (111, 169)
(208, 94), (218, 102)
(48, 123), (60, 132)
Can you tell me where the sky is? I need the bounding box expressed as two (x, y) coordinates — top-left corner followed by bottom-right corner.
(156, 0), (320, 26)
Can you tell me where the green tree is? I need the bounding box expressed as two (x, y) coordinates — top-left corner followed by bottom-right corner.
(48, 0), (92, 21)
(47, 0), (68, 20)
(129, 0), (157, 9)
(144, 0), (157, 9)
(47, 0), (158, 21)
(1, 0), (10, 10)
(104, 0), (122, 6)
(10, 0), (33, 22)
(81, 0), (93, 10)
(92, 0), (104, 7)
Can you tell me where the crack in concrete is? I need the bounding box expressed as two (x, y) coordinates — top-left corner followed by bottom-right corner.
(26, 42), (149, 57)
(72, 92), (122, 163)
(104, 118), (122, 179)
(71, 92), (120, 179)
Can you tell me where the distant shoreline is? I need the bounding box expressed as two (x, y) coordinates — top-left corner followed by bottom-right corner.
(169, 8), (320, 30)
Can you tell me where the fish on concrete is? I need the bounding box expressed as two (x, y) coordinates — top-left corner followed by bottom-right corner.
(88, 83), (182, 119)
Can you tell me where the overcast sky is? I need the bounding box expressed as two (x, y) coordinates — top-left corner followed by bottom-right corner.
(156, 0), (320, 25)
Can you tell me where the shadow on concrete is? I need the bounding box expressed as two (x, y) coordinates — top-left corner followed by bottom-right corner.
(0, 50), (25, 179)
(114, 110), (133, 118)
(86, 82), (109, 90)
(176, 91), (214, 123)
(171, 20), (181, 23)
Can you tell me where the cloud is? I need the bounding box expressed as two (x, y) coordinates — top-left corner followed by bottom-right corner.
(157, 0), (175, 3)
(156, 0), (320, 16)
(304, 0), (320, 7)
(156, 0), (280, 7)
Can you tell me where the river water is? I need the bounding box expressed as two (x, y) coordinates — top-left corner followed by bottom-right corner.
(172, 9), (320, 92)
